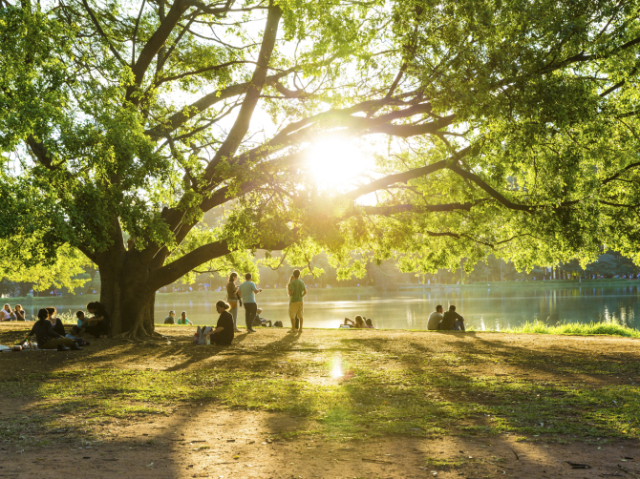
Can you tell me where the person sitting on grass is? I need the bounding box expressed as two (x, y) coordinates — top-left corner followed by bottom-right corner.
(84, 301), (110, 338)
(427, 305), (444, 330)
(164, 310), (176, 324)
(343, 315), (367, 328)
(203, 301), (235, 345)
(14, 304), (26, 321)
(438, 305), (466, 331)
(177, 311), (193, 325)
(29, 308), (81, 351)
(252, 308), (272, 327)
(46, 307), (66, 336)
(71, 310), (87, 335)
(365, 318), (375, 329)
(1, 304), (14, 321)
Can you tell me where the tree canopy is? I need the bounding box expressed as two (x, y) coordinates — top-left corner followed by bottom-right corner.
(1, 0), (640, 336)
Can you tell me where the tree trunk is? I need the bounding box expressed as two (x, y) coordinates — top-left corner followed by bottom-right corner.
(97, 251), (158, 339)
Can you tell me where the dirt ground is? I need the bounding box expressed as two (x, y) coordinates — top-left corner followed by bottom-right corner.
(1, 323), (639, 479)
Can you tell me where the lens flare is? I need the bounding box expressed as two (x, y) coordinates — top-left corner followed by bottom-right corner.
(330, 356), (344, 379)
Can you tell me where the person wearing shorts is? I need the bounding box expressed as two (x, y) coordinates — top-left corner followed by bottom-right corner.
(287, 269), (306, 332)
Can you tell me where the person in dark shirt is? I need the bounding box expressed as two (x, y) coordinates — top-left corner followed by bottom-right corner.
(204, 301), (235, 345)
(29, 308), (80, 351)
(252, 308), (272, 327)
(164, 311), (176, 324)
(84, 301), (110, 338)
(439, 305), (466, 331)
(46, 307), (66, 336)
(14, 304), (26, 321)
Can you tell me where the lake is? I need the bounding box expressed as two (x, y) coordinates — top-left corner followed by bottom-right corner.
(157, 284), (640, 330)
(16, 283), (640, 330)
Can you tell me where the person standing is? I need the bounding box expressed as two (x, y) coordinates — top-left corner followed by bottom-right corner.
(427, 305), (444, 330)
(226, 272), (241, 332)
(238, 273), (262, 333)
(288, 269), (306, 332)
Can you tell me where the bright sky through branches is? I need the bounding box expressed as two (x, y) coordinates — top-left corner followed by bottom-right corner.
(307, 137), (373, 192)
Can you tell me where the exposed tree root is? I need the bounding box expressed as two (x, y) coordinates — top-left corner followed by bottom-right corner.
(112, 327), (167, 342)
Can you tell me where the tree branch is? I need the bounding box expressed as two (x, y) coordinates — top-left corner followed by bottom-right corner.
(145, 70), (293, 139)
(127, 0), (202, 104)
(358, 201), (485, 216)
(203, 4), (283, 181)
(81, 0), (127, 67)
(344, 147), (470, 200)
(148, 234), (292, 291)
(446, 162), (533, 212)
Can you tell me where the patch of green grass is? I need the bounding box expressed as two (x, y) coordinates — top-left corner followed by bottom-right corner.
(502, 321), (640, 338)
(425, 456), (466, 468)
(3, 358), (639, 444)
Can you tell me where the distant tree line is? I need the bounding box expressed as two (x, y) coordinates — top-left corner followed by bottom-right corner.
(2, 251), (637, 298)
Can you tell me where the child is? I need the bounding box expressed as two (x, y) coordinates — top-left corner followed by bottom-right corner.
(177, 311), (193, 325)
(71, 310), (87, 335)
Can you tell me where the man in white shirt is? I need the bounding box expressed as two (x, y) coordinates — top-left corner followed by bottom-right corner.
(427, 305), (444, 330)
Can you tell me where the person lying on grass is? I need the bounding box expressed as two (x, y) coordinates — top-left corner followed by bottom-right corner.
(343, 315), (367, 328)
(203, 300), (235, 346)
(29, 308), (81, 351)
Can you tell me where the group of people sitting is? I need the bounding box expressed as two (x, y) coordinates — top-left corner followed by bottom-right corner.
(25, 302), (110, 351)
(427, 304), (466, 331)
(1, 303), (26, 321)
(163, 310), (193, 325)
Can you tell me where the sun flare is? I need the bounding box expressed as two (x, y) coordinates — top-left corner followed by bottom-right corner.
(307, 138), (371, 191)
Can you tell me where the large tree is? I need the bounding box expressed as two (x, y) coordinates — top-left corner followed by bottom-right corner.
(2, 0), (640, 337)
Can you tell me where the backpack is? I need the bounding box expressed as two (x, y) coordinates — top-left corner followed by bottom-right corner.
(193, 326), (213, 345)
(274, 321), (283, 328)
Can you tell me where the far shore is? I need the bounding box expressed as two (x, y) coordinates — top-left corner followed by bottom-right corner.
(5, 277), (640, 303)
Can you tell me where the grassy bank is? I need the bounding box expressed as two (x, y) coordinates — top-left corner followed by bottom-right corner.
(1, 325), (639, 447)
(502, 321), (640, 338)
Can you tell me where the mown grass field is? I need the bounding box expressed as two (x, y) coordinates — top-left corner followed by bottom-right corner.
(1, 323), (639, 448)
